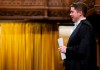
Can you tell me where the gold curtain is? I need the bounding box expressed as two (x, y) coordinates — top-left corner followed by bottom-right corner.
(0, 21), (64, 70)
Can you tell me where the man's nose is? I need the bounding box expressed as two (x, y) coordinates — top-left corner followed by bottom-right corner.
(70, 13), (72, 16)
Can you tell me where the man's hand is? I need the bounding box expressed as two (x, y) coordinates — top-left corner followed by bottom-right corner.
(58, 46), (67, 53)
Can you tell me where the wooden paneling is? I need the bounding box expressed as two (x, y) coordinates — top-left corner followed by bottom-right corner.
(95, 0), (100, 5)
(0, 0), (99, 22)
(0, 0), (97, 20)
(95, 0), (100, 14)
(0, 0), (70, 20)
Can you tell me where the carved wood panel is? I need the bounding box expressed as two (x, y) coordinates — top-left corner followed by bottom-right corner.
(0, 0), (97, 20)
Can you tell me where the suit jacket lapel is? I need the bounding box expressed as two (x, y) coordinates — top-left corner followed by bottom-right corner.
(68, 22), (82, 45)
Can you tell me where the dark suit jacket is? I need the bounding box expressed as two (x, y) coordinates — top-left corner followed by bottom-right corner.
(64, 19), (97, 70)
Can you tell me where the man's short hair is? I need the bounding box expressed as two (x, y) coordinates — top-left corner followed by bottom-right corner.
(71, 2), (87, 16)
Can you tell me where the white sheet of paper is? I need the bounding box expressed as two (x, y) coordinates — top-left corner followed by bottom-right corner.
(58, 37), (63, 47)
(58, 38), (66, 60)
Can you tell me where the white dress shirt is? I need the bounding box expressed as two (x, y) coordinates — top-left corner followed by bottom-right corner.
(71, 17), (86, 34)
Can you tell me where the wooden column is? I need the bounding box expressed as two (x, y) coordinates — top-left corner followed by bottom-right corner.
(95, 0), (100, 67)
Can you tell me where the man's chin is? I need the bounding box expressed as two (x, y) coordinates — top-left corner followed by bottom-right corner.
(72, 19), (75, 22)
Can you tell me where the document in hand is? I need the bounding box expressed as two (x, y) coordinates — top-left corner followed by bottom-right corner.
(58, 37), (66, 60)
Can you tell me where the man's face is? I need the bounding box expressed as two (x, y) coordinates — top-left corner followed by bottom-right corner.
(70, 7), (81, 22)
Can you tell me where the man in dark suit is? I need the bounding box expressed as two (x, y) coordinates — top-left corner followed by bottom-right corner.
(58, 2), (97, 70)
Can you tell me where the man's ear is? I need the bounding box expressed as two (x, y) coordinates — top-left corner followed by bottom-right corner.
(79, 11), (83, 15)
(78, 10), (83, 16)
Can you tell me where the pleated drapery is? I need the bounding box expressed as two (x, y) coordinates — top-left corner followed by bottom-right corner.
(0, 22), (64, 70)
